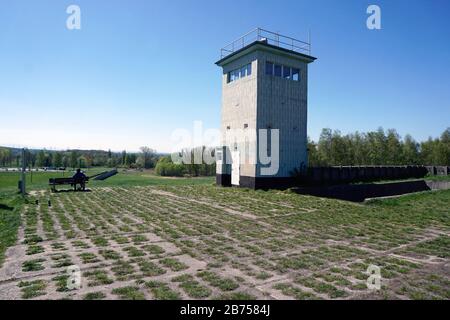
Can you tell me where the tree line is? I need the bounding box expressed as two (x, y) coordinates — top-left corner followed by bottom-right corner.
(2, 127), (447, 173)
(0, 144), (216, 177)
(155, 147), (216, 177)
(308, 127), (450, 167)
(0, 146), (159, 169)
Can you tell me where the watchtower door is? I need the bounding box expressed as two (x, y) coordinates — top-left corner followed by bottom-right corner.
(231, 151), (240, 186)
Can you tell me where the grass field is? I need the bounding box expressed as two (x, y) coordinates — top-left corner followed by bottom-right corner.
(1, 169), (447, 192)
(0, 168), (448, 300)
(0, 195), (22, 266)
(0, 169), (214, 192)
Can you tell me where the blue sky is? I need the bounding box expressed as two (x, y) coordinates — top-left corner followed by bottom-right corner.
(0, 0), (449, 152)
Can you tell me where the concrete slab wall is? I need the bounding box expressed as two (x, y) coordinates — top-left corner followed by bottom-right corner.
(294, 179), (450, 202)
(256, 50), (309, 178)
(425, 166), (450, 176)
(219, 52), (258, 178)
(304, 166), (429, 185)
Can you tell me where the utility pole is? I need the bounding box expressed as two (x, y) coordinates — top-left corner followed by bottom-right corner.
(21, 148), (26, 196)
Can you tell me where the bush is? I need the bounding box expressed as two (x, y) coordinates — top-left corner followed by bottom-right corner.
(155, 157), (185, 177)
(155, 150), (216, 177)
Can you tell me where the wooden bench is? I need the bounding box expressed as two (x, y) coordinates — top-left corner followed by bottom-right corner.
(49, 177), (89, 192)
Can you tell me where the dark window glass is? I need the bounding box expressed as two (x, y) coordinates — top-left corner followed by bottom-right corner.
(292, 68), (300, 81)
(283, 66), (291, 79)
(274, 64), (282, 77)
(244, 123), (248, 128)
(241, 66), (247, 77)
(229, 63), (252, 82)
(265, 62), (273, 75)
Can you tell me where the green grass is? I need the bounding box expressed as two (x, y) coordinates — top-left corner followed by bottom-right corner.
(273, 283), (318, 300)
(72, 240), (90, 249)
(112, 236), (130, 244)
(18, 280), (47, 299)
(111, 286), (145, 300)
(52, 274), (71, 292)
(179, 279), (212, 298)
(159, 257), (188, 271)
(136, 259), (166, 277)
(50, 253), (73, 268)
(22, 234), (43, 245)
(0, 193), (22, 266)
(145, 281), (180, 300)
(51, 242), (66, 250)
(99, 249), (122, 260)
(111, 260), (136, 280)
(197, 271), (239, 291)
(425, 174), (450, 182)
(294, 276), (348, 298)
(78, 252), (100, 264)
(0, 169), (214, 192)
(124, 246), (145, 257)
(172, 274), (211, 298)
(1, 172), (448, 300)
(401, 235), (450, 258)
(0, 168), (106, 191)
(132, 234), (148, 244)
(26, 245), (45, 255)
(83, 270), (114, 287)
(83, 291), (106, 300)
(22, 258), (45, 272)
(141, 244), (165, 255)
(215, 292), (257, 300)
(94, 170), (214, 188)
(92, 237), (109, 247)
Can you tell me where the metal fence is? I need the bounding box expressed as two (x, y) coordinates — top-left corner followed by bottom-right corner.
(220, 28), (311, 59)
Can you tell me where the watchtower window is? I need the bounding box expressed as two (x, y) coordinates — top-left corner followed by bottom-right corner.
(292, 68), (300, 81)
(274, 64), (282, 77)
(283, 66), (291, 79)
(227, 63), (252, 83)
(265, 62), (273, 75)
(266, 61), (300, 82)
(241, 64), (251, 77)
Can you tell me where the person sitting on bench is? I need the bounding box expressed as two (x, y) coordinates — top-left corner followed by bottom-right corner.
(72, 169), (87, 191)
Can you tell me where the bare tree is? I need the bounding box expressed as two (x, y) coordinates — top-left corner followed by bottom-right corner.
(139, 146), (156, 169)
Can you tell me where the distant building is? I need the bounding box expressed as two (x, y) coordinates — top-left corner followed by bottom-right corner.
(215, 28), (316, 189)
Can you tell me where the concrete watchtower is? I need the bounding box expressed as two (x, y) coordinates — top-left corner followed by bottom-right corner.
(215, 28), (316, 189)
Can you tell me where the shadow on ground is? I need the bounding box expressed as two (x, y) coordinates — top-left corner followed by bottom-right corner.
(0, 204), (14, 211)
(292, 180), (433, 202)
